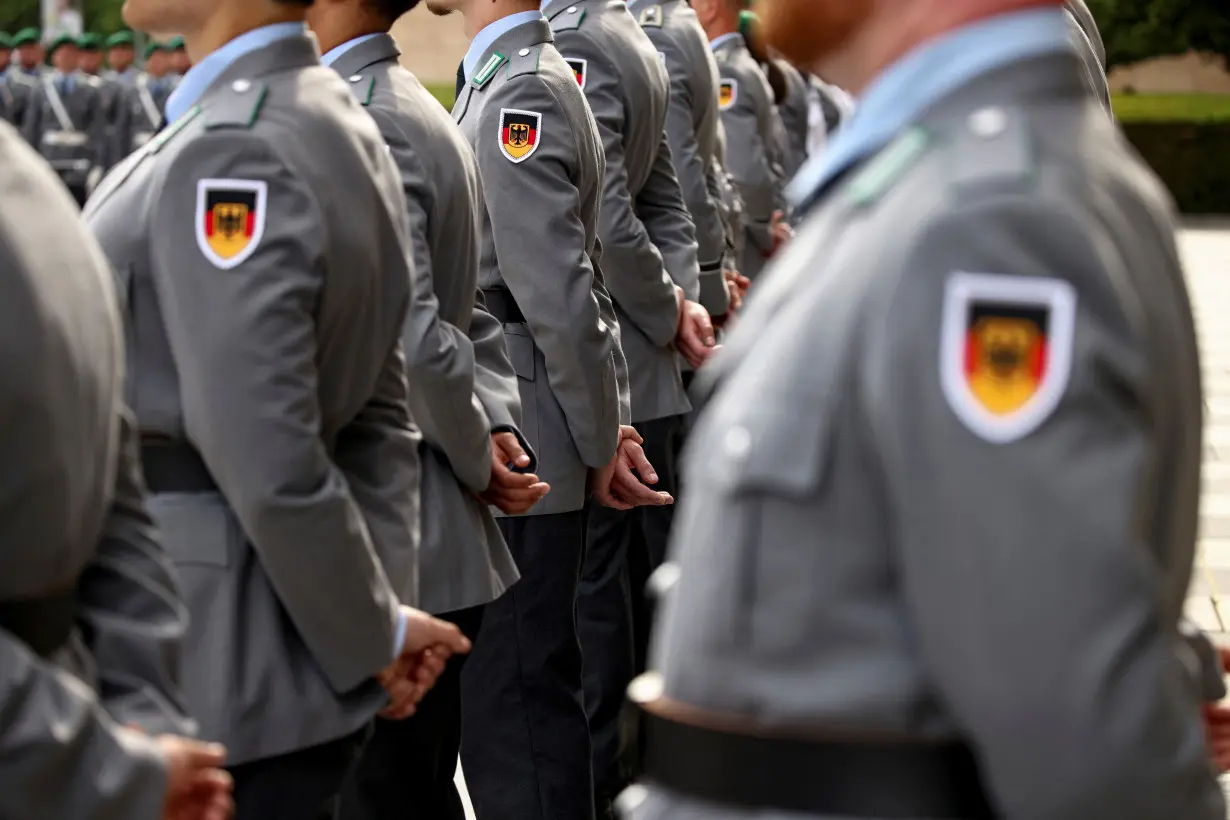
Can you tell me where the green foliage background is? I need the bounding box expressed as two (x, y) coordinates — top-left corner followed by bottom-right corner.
(0, 0), (127, 36)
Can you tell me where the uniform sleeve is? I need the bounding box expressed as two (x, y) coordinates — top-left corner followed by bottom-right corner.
(20, 86), (40, 144)
(698, 160), (732, 315)
(718, 62), (778, 254)
(0, 631), (168, 820)
(76, 406), (195, 737)
(562, 31), (680, 346)
(639, 118), (701, 302)
(864, 196), (1224, 819)
(371, 106), (493, 494)
(590, 248), (634, 425)
(149, 131), (400, 692)
(656, 35), (726, 273)
(475, 76), (620, 469)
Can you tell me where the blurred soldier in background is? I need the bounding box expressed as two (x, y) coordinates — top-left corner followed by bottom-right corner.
(111, 40), (175, 162)
(104, 30), (139, 85)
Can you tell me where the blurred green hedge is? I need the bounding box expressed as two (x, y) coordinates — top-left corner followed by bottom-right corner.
(1113, 95), (1230, 214)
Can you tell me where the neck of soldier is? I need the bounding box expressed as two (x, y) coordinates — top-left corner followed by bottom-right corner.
(462, 0), (540, 38)
(816, 0), (1062, 94)
(308, 3), (390, 56)
(700, 9), (740, 43)
(183, 3), (307, 64)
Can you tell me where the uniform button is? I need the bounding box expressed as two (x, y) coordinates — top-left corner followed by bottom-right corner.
(349, 75), (363, 83)
(231, 79), (251, 93)
(518, 48), (531, 57)
(724, 425), (751, 458)
(567, 5), (579, 11)
(968, 107), (1007, 138)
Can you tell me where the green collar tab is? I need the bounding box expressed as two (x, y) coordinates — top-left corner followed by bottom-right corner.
(846, 127), (932, 207)
(472, 52), (507, 88)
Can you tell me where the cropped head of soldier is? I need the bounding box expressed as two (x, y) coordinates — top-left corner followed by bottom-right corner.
(13, 29), (42, 71)
(143, 41), (174, 77)
(424, 0), (539, 35)
(121, 0), (315, 56)
(77, 34), (104, 74)
(0, 33), (11, 73)
(104, 31), (136, 72)
(305, 0), (421, 50)
(169, 36), (192, 72)
(46, 36), (79, 75)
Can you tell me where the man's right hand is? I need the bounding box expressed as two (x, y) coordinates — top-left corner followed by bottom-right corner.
(673, 286), (719, 368)
(157, 735), (233, 820)
(479, 431), (549, 514)
(377, 606), (472, 720)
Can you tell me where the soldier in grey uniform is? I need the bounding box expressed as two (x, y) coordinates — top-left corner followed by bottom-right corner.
(1064, 0), (1109, 111)
(7, 28), (42, 138)
(773, 58), (811, 178)
(0, 118), (235, 820)
(692, 0), (788, 281)
(104, 30), (140, 86)
(82, 1), (469, 816)
(429, 0), (675, 817)
(113, 41), (176, 167)
(539, 0), (717, 812)
(631, 0), (731, 325)
(22, 33), (106, 205)
(308, 0), (548, 816)
(622, 1), (1229, 818)
(0, 33), (13, 124)
(78, 33), (127, 170)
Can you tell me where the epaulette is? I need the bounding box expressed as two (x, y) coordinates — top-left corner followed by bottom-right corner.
(713, 49), (729, 64)
(639, 4), (663, 27)
(204, 77), (268, 130)
(471, 51), (508, 89)
(948, 105), (1034, 192)
(549, 5), (587, 31)
(345, 72), (376, 106)
(506, 46), (543, 80)
(844, 126), (933, 208)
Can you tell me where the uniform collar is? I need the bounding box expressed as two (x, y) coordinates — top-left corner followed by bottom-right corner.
(786, 6), (1072, 208)
(462, 10), (544, 82)
(709, 31), (742, 52)
(320, 32), (384, 68)
(165, 21), (307, 124)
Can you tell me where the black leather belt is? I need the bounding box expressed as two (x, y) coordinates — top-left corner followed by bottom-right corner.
(0, 590), (77, 659)
(641, 709), (996, 818)
(140, 439), (218, 494)
(481, 288), (526, 325)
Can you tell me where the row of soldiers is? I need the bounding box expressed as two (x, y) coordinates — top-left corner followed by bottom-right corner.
(0, 28), (186, 204)
(9, 0), (1224, 819)
(0, 0), (844, 818)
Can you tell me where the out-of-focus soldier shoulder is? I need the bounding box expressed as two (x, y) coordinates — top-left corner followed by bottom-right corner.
(638, 4), (664, 28)
(547, 4), (588, 31)
(843, 127), (935, 208)
(341, 71), (377, 107)
(203, 77), (269, 131)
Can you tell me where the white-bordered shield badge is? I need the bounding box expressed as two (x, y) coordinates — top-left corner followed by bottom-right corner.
(195, 178), (268, 270)
(499, 108), (542, 163)
(939, 272), (1077, 444)
(718, 79), (737, 110)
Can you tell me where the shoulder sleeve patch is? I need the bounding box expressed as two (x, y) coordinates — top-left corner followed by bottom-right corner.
(718, 78), (737, 110)
(345, 73), (376, 106)
(507, 47), (543, 80)
(498, 108), (543, 163)
(639, 5), (664, 27)
(549, 5), (587, 30)
(564, 58), (588, 90)
(204, 78), (268, 130)
(939, 271), (1077, 444)
(195, 178), (269, 270)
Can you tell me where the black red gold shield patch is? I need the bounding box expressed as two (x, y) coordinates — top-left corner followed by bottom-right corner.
(940, 272), (1076, 443)
(565, 58), (588, 90)
(499, 108), (542, 163)
(194, 178), (267, 269)
(718, 79), (737, 110)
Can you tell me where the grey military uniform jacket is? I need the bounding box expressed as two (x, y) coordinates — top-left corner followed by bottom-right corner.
(545, 0), (698, 424)
(636, 0), (729, 317)
(113, 74), (173, 167)
(22, 70), (106, 191)
(0, 120), (194, 819)
(84, 34), (421, 765)
(3, 68), (38, 128)
(635, 52), (1226, 819)
(712, 34), (787, 280)
(91, 71), (127, 169)
(454, 17), (622, 514)
(775, 60), (811, 179)
(331, 33), (521, 615)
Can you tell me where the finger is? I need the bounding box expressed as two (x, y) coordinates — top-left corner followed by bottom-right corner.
(489, 460), (538, 486)
(691, 312), (716, 347)
(619, 425), (645, 445)
(594, 487), (634, 511)
(179, 741), (227, 769)
(428, 620), (472, 654)
(623, 442), (658, 484)
(612, 464), (673, 507)
(495, 433), (532, 467)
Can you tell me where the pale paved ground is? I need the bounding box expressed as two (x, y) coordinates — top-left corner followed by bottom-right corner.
(450, 226), (1230, 818)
